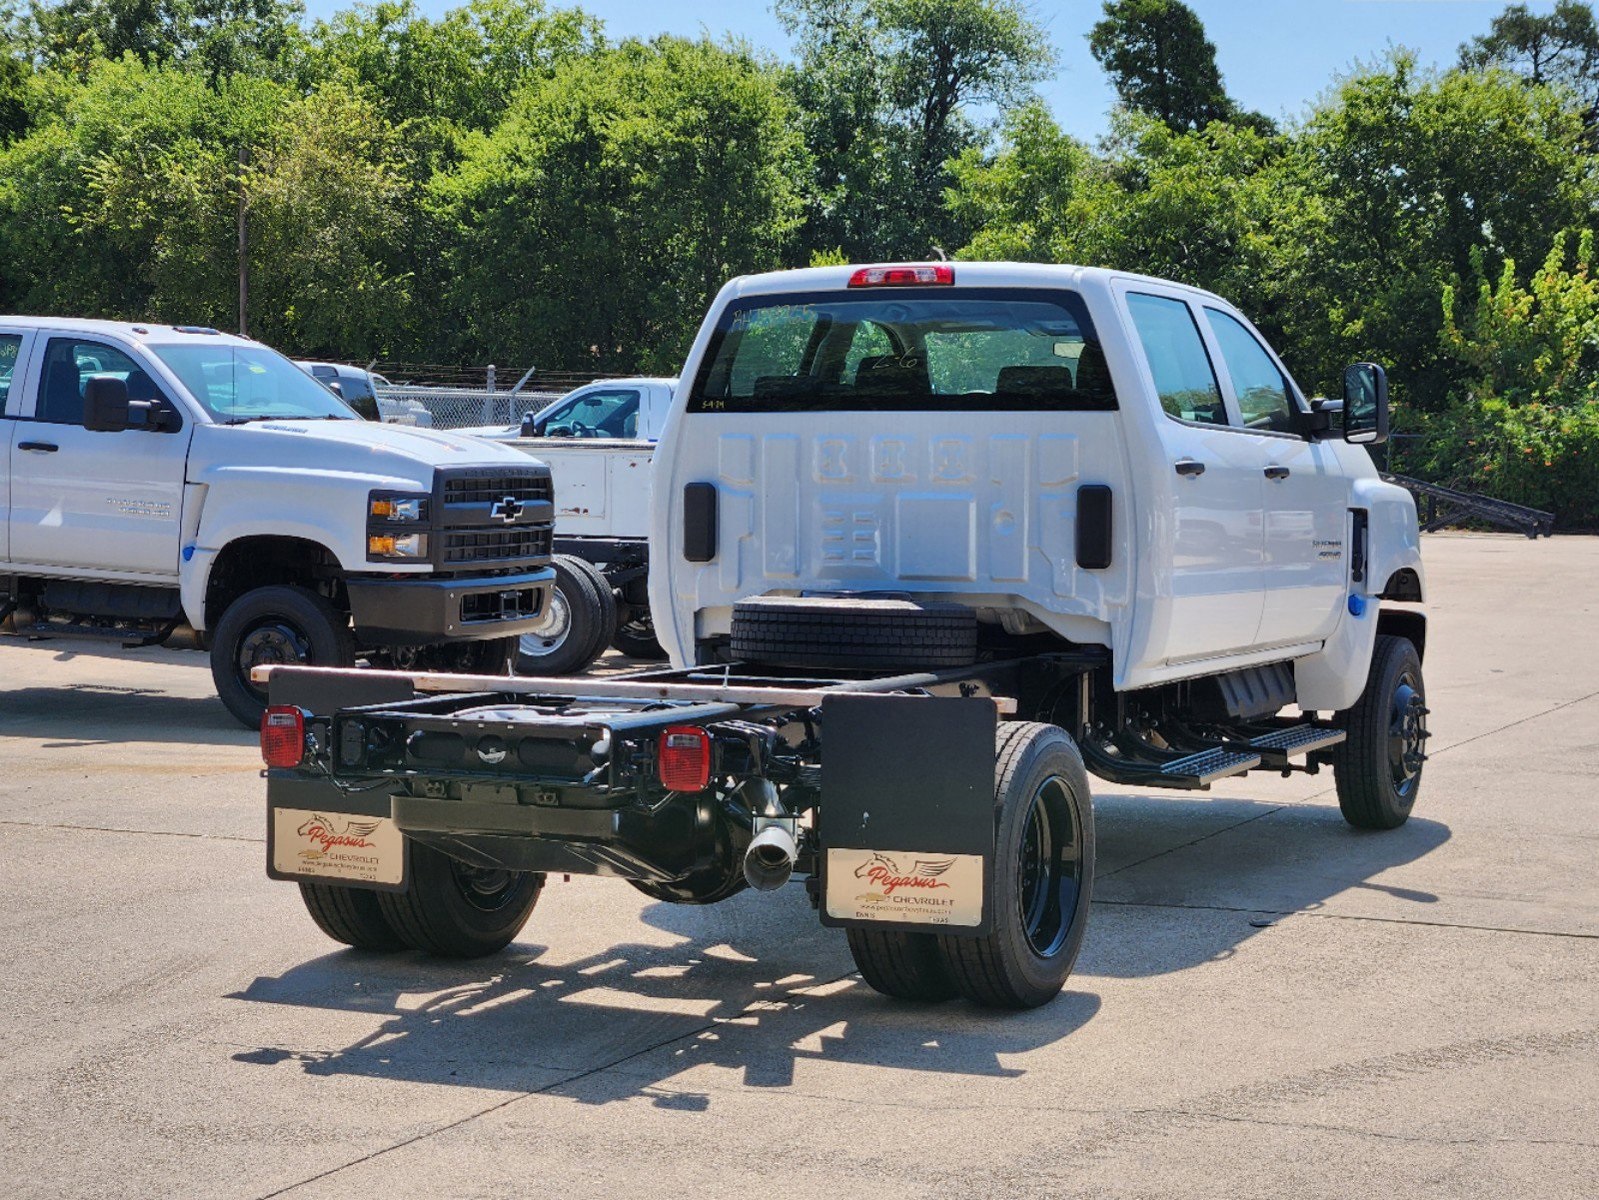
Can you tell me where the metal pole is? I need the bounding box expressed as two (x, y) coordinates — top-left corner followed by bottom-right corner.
(237, 145), (249, 337)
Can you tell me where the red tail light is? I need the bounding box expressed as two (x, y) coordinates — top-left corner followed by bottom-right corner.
(657, 726), (712, 793)
(260, 705), (307, 768)
(847, 264), (954, 288)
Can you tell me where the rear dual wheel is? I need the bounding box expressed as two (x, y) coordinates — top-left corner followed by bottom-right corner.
(846, 722), (1095, 1009)
(297, 843), (542, 958)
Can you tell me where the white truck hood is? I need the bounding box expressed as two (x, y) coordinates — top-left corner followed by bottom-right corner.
(189, 418), (546, 488)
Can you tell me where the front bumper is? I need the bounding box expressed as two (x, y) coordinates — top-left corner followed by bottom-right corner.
(346, 567), (555, 645)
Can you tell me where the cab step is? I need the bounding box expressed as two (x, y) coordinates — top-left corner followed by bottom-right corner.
(1157, 747), (1263, 787)
(1235, 723), (1347, 767)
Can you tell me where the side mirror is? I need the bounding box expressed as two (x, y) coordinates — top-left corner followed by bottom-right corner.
(520, 412), (538, 437)
(325, 380), (345, 398)
(83, 376), (131, 433)
(1342, 362), (1389, 446)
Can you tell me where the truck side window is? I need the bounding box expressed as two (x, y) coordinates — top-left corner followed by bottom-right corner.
(0, 334), (19, 407)
(1204, 308), (1297, 433)
(35, 337), (155, 425)
(1125, 294), (1227, 426)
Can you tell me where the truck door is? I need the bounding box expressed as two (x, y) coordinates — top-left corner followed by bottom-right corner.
(9, 335), (193, 578)
(1123, 291), (1267, 663)
(0, 327), (36, 563)
(1198, 306), (1346, 648)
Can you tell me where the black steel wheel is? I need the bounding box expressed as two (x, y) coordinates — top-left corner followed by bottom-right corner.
(936, 722), (1094, 1009)
(1333, 634), (1429, 830)
(210, 585), (355, 728)
(377, 841), (543, 958)
(611, 607), (668, 660)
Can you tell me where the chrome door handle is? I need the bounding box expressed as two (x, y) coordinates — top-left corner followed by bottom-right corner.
(18, 441), (58, 453)
(1264, 465), (1290, 480)
(1174, 459), (1206, 477)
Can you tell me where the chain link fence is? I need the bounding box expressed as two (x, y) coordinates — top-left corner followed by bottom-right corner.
(361, 362), (600, 431)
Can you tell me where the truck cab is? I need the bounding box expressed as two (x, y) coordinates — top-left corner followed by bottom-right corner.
(0, 318), (556, 725)
(650, 262), (1422, 714)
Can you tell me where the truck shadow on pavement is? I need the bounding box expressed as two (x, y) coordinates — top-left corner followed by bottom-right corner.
(229, 887), (1100, 1103)
(227, 799), (1447, 1104)
(0, 685), (248, 746)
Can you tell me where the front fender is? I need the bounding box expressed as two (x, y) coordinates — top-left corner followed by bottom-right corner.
(1356, 475), (1425, 601)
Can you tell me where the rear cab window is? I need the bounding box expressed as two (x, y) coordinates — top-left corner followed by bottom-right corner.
(33, 337), (166, 426)
(688, 288), (1117, 413)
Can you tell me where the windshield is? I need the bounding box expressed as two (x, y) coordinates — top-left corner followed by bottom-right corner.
(151, 343), (360, 422)
(687, 288), (1116, 413)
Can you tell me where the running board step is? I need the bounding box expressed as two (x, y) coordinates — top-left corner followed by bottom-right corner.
(1158, 747), (1262, 787)
(1236, 724), (1347, 767)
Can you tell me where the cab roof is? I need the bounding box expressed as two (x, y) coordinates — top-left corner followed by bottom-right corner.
(0, 316), (255, 347)
(722, 261), (1231, 307)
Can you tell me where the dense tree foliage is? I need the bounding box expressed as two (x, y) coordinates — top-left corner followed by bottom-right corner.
(3, 0), (1599, 517)
(776, 0), (1052, 259)
(434, 36), (805, 371)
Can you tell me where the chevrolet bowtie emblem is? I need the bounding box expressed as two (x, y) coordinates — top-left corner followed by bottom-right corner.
(490, 496), (523, 523)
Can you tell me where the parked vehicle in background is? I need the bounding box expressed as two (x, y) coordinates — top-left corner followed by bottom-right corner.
(0, 318), (556, 726)
(296, 361), (434, 426)
(260, 262), (1427, 1013)
(454, 377), (674, 442)
(465, 378), (675, 670)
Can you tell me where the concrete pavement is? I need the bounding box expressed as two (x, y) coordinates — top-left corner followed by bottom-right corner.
(0, 533), (1594, 1198)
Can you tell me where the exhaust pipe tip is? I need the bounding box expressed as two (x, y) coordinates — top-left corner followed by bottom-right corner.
(743, 824), (797, 892)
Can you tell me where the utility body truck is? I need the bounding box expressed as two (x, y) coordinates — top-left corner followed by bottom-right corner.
(0, 318), (556, 727)
(488, 378), (677, 673)
(260, 263), (1427, 1010)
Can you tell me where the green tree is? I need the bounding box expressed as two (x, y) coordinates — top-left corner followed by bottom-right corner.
(0, 58), (277, 319)
(436, 36), (805, 370)
(1088, 0), (1268, 133)
(949, 105), (1301, 349)
(1, 11), (28, 143)
(27, 0), (305, 81)
(247, 81), (415, 355)
(304, 0), (600, 135)
(1419, 232), (1599, 525)
(778, 0), (1053, 260)
(1292, 54), (1597, 405)
(1461, 1), (1599, 111)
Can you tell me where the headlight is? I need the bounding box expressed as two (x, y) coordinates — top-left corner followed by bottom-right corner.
(369, 493), (428, 522)
(369, 533), (428, 558)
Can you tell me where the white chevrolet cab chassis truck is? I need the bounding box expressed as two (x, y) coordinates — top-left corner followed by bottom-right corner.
(260, 263), (1426, 1011)
(0, 318), (556, 727)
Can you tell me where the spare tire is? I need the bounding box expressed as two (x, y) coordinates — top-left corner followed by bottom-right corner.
(730, 595), (978, 671)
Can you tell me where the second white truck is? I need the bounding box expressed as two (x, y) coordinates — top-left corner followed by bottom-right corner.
(0, 318), (556, 726)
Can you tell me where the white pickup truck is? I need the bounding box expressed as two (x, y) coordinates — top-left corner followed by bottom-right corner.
(488, 378), (675, 671)
(0, 318), (556, 726)
(259, 262), (1427, 1012)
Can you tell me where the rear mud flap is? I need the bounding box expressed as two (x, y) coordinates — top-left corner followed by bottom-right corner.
(817, 694), (997, 938)
(265, 671), (415, 892)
